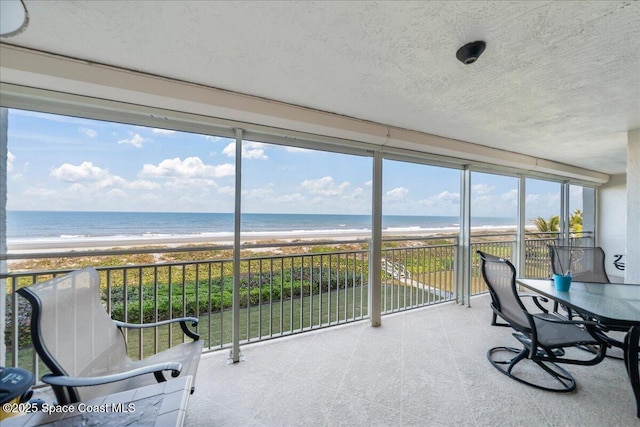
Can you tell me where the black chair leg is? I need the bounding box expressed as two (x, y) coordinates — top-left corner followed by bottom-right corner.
(624, 326), (640, 418)
(491, 312), (509, 327)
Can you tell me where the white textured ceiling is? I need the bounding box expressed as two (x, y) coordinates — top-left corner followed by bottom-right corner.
(2, 0), (639, 175)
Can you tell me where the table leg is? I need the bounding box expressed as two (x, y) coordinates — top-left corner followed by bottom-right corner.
(624, 326), (640, 418)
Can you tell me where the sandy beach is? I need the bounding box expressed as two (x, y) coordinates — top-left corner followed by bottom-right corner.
(6, 226), (523, 254)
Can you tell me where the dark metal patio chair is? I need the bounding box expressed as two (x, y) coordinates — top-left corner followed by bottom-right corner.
(17, 267), (204, 405)
(548, 245), (610, 283)
(548, 245), (610, 321)
(478, 251), (608, 392)
(548, 245), (628, 351)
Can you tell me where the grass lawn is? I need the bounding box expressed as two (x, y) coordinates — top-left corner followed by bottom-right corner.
(123, 282), (444, 359)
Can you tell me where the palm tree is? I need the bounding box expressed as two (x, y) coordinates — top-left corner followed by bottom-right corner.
(533, 209), (582, 235)
(569, 208), (582, 233)
(533, 215), (560, 233)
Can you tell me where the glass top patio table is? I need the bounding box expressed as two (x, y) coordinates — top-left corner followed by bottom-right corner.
(516, 278), (640, 328)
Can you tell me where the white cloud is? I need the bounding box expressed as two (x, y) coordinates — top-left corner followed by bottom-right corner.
(308, 196), (325, 206)
(106, 188), (127, 198)
(93, 175), (125, 189)
(300, 176), (350, 196)
(213, 163), (235, 177)
(223, 141), (268, 160)
(526, 194), (539, 204)
(218, 186), (235, 195)
(435, 190), (460, 202)
(50, 161), (152, 194)
(79, 127), (98, 138)
(222, 143), (236, 157)
(472, 183), (494, 195)
(38, 164), (224, 211)
(127, 180), (161, 190)
(69, 183), (85, 192)
(390, 190), (460, 216)
(245, 185), (274, 199)
(473, 195), (493, 205)
(244, 145), (267, 160)
(50, 161), (111, 182)
(502, 189), (518, 201)
(423, 190), (460, 206)
(118, 133), (146, 148)
(152, 128), (176, 135)
(385, 187), (409, 201)
(163, 177), (218, 190)
(7, 151), (15, 173)
(140, 157), (234, 178)
(274, 193), (305, 203)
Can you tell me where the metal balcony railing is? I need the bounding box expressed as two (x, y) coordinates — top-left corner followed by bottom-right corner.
(2, 232), (593, 376)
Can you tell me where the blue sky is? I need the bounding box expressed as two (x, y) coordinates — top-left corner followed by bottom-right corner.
(6, 109), (574, 220)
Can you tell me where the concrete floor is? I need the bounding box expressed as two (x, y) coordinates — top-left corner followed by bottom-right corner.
(185, 294), (637, 427)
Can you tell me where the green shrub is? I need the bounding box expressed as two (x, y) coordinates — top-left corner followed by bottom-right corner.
(4, 294), (32, 348)
(106, 265), (363, 324)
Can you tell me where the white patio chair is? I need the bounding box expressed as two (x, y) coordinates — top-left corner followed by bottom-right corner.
(17, 267), (204, 405)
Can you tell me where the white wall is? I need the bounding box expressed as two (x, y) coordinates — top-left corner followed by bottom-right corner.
(626, 129), (640, 283)
(599, 174), (627, 282)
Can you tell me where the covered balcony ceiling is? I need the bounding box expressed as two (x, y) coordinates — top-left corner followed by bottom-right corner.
(1, 1), (639, 175)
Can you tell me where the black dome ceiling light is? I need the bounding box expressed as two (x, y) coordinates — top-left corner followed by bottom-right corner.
(456, 41), (486, 64)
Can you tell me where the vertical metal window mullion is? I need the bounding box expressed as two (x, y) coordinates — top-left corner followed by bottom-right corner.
(561, 181), (570, 246)
(459, 166), (471, 307)
(516, 174), (526, 276)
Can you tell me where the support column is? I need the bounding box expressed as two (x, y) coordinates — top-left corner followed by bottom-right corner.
(459, 167), (471, 306)
(230, 128), (243, 363)
(515, 174), (526, 274)
(627, 129), (640, 283)
(560, 182), (570, 245)
(368, 152), (382, 326)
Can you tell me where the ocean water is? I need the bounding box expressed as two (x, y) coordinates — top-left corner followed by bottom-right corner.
(6, 210), (516, 245)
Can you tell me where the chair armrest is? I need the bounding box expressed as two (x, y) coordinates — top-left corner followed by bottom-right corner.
(113, 317), (200, 340)
(519, 294), (549, 313)
(41, 362), (182, 387)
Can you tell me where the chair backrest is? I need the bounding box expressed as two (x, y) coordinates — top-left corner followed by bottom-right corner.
(548, 246), (610, 283)
(17, 268), (128, 399)
(477, 251), (531, 333)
